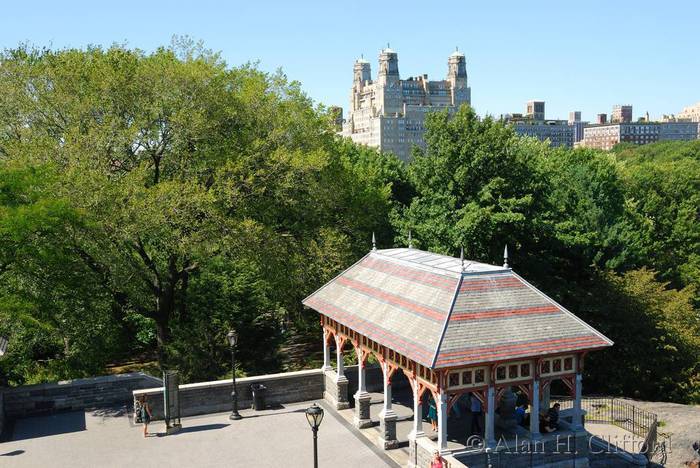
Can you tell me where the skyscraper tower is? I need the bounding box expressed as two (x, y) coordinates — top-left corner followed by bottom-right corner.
(447, 50), (469, 106)
(341, 48), (472, 161)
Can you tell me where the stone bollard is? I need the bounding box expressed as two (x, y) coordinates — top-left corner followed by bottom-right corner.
(378, 410), (399, 449)
(354, 392), (372, 428)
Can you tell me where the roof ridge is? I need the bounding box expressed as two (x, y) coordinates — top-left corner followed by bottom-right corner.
(375, 248), (505, 277)
(431, 273), (464, 368)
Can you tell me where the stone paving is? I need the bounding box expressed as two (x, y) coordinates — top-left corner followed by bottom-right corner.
(0, 401), (397, 468)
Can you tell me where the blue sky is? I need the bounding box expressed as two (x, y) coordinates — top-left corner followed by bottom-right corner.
(2, 1), (698, 121)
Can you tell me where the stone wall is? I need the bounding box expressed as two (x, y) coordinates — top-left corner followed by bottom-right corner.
(3, 372), (162, 418)
(588, 437), (648, 467)
(452, 432), (591, 468)
(133, 368), (324, 420)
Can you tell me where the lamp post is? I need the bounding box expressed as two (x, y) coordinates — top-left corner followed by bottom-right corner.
(305, 403), (324, 468)
(227, 329), (242, 421)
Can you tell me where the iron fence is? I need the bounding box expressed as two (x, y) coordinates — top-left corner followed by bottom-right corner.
(552, 395), (658, 459)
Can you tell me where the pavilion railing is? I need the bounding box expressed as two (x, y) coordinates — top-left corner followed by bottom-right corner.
(552, 395), (658, 459)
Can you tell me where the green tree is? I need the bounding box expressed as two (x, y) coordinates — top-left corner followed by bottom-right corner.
(401, 105), (550, 264)
(0, 42), (395, 379)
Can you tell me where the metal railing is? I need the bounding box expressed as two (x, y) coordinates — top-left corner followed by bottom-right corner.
(552, 395), (658, 459)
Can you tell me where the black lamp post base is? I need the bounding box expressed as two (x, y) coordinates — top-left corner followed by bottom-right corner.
(229, 412), (243, 420)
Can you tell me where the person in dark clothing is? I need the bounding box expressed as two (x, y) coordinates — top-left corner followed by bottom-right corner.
(469, 393), (483, 435)
(542, 403), (560, 433)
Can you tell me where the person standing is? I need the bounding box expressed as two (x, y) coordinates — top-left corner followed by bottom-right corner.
(431, 450), (445, 468)
(470, 393), (483, 435)
(427, 395), (438, 432)
(140, 395), (153, 437)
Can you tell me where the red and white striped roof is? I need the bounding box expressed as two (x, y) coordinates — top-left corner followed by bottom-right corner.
(303, 248), (612, 369)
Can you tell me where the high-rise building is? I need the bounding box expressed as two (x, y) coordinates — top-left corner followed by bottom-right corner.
(503, 101), (574, 148)
(510, 120), (574, 148)
(341, 48), (471, 161)
(611, 105), (633, 123)
(579, 121), (698, 150)
(568, 111), (586, 143)
(596, 114), (608, 125)
(678, 101), (700, 122)
(526, 101), (545, 120)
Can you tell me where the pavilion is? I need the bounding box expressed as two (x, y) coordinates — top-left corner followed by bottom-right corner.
(302, 242), (613, 465)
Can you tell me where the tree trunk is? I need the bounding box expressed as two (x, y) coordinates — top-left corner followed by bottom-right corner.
(154, 316), (170, 370)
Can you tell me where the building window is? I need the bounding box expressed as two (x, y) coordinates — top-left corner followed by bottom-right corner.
(553, 359), (562, 373)
(542, 360), (551, 374)
(462, 370), (473, 385)
(449, 373), (460, 387)
(509, 365), (518, 379)
(564, 357), (573, 371)
(496, 366), (506, 380)
(475, 369), (485, 384)
(520, 363), (531, 377)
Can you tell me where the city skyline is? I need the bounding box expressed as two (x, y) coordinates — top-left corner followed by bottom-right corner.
(2, 1), (699, 121)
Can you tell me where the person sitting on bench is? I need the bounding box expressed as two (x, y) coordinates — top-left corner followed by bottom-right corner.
(541, 403), (560, 433)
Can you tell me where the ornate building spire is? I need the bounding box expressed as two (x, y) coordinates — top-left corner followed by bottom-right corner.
(503, 245), (509, 268)
(372, 232), (377, 252)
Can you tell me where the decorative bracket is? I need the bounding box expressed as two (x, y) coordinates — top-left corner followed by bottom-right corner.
(323, 326), (335, 345)
(471, 388), (488, 412)
(560, 375), (576, 397)
(334, 334), (347, 352)
(354, 345), (370, 365)
(447, 393), (462, 414)
(496, 386), (507, 403)
(517, 382), (533, 403)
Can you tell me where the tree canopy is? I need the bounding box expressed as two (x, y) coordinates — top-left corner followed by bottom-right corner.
(0, 42), (698, 403)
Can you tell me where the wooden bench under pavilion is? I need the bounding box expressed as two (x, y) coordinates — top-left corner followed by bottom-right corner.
(303, 245), (613, 463)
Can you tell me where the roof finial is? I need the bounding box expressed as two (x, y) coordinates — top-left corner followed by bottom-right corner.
(460, 246), (466, 272)
(372, 232), (377, 252)
(503, 244), (510, 268)
(456, 46), (459, 52)
(387, 42), (390, 49)
(408, 230), (413, 249)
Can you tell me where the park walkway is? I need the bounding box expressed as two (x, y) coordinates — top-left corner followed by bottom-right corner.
(0, 400), (397, 467)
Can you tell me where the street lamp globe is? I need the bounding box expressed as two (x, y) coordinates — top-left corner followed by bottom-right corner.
(226, 329), (238, 347)
(305, 403), (324, 430)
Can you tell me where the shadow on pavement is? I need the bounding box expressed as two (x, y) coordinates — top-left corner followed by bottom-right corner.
(167, 423), (229, 435)
(242, 407), (307, 419)
(90, 406), (127, 418)
(0, 450), (25, 456)
(10, 411), (86, 441)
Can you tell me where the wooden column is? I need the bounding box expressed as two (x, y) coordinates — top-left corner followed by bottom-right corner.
(335, 336), (345, 381)
(409, 385), (425, 440)
(572, 373), (583, 431)
(530, 378), (541, 439)
(322, 329), (332, 371)
(377, 360), (398, 449)
(437, 389), (448, 452)
(354, 345), (371, 428)
(485, 384), (496, 447)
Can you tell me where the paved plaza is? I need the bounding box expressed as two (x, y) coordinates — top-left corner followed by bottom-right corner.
(0, 401), (398, 468)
